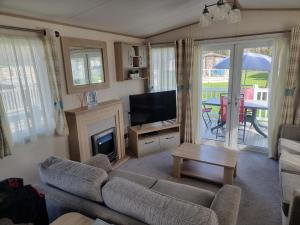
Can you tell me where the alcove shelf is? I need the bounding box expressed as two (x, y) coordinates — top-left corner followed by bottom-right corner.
(114, 42), (148, 81)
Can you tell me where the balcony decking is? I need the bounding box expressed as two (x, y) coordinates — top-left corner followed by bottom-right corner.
(201, 116), (268, 149)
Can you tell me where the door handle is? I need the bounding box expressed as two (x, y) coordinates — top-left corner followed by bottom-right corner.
(145, 141), (154, 145)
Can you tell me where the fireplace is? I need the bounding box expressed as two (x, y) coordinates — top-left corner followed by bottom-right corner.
(91, 128), (117, 162)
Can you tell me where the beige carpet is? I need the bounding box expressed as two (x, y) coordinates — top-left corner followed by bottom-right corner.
(119, 149), (281, 225)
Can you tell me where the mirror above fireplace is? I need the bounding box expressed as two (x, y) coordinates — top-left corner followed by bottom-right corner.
(61, 37), (110, 94)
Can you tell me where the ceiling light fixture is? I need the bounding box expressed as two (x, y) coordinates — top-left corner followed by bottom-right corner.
(199, 0), (241, 27)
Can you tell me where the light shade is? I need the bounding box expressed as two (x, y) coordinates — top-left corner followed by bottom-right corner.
(213, 4), (228, 21)
(227, 8), (241, 24)
(199, 13), (212, 27)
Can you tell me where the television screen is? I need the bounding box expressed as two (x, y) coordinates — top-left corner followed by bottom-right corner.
(129, 90), (176, 126)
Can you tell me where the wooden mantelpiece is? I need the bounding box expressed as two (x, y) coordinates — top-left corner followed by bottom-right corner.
(65, 99), (125, 162)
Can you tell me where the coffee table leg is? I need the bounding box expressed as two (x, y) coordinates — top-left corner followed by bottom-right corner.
(173, 156), (181, 178)
(234, 164), (237, 178)
(223, 167), (234, 184)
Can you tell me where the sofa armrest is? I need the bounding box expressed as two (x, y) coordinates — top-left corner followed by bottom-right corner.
(287, 189), (300, 225)
(280, 125), (300, 141)
(83, 154), (112, 172)
(210, 185), (241, 225)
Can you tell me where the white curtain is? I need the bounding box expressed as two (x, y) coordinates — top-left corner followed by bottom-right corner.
(268, 37), (289, 158)
(150, 46), (176, 92)
(0, 34), (55, 145)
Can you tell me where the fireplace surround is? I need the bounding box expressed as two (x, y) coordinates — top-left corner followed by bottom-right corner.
(65, 99), (125, 162)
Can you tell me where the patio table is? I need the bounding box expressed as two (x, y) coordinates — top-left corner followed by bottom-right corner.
(203, 98), (268, 138)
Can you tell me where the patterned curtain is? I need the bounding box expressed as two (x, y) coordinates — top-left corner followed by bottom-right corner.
(42, 29), (69, 136)
(175, 39), (195, 143)
(281, 26), (300, 125)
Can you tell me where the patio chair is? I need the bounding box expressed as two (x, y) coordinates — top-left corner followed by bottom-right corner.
(216, 93), (246, 141)
(202, 104), (212, 128)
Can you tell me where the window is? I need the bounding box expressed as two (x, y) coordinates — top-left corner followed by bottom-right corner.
(0, 35), (55, 144)
(150, 46), (176, 92)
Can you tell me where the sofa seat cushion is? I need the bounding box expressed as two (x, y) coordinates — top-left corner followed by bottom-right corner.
(109, 170), (157, 188)
(102, 177), (219, 225)
(39, 156), (108, 203)
(151, 180), (215, 207)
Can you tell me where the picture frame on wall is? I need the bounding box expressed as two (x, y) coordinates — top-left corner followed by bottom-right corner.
(85, 91), (98, 108)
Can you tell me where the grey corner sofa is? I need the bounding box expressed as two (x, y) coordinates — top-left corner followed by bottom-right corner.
(279, 125), (300, 225)
(36, 154), (241, 225)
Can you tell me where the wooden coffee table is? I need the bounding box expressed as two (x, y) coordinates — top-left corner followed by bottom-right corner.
(172, 143), (238, 185)
(51, 213), (94, 225)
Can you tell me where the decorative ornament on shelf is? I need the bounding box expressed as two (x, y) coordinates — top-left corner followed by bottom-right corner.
(199, 0), (241, 27)
(85, 91), (98, 108)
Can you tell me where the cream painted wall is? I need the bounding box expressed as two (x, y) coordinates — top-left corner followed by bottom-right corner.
(0, 14), (145, 184)
(147, 11), (300, 43)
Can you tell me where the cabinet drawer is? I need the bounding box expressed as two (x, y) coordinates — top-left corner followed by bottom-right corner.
(138, 137), (160, 157)
(160, 132), (180, 150)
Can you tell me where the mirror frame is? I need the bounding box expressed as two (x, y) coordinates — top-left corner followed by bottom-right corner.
(61, 36), (110, 94)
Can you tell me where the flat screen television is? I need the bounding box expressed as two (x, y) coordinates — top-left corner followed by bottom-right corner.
(129, 90), (176, 126)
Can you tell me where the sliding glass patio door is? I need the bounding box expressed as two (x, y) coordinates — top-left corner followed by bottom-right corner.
(199, 40), (273, 150)
(199, 44), (234, 148)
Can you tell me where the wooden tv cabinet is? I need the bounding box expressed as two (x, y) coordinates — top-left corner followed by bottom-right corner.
(128, 122), (180, 157)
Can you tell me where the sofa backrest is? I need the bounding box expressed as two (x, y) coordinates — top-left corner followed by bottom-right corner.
(39, 156), (108, 203)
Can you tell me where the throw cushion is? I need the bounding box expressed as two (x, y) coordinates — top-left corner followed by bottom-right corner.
(39, 156), (108, 203)
(102, 177), (219, 225)
(84, 154), (112, 173)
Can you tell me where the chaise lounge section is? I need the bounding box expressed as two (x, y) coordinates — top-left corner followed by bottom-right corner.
(37, 154), (241, 225)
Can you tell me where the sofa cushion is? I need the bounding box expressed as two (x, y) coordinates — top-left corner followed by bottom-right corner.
(109, 170), (157, 188)
(210, 185), (241, 225)
(39, 156), (108, 203)
(151, 180), (215, 207)
(280, 151), (300, 173)
(279, 138), (300, 155)
(102, 177), (219, 225)
(84, 154), (112, 173)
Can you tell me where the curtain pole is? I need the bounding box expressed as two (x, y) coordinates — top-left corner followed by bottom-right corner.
(0, 25), (60, 37)
(150, 29), (291, 46)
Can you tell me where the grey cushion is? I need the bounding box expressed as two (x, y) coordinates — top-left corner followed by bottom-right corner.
(210, 185), (241, 225)
(281, 171), (300, 204)
(35, 183), (146, 225)
(151, 179), (215, 208)
(102, 177), (219, 225)
(39, 156), (108, 203)
(84, 154), (112, 173)
(109, 170), (157, 188)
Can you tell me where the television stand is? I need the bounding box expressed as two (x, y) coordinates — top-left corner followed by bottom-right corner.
(128, 122), (180, 157)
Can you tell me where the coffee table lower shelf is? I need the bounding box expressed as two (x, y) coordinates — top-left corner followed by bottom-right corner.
(181, 161), (226, 184)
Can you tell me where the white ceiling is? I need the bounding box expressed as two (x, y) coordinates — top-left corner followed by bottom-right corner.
(0, 0), (299, 38)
